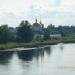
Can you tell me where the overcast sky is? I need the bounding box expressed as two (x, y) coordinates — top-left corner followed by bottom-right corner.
(0, 0), (75, 27)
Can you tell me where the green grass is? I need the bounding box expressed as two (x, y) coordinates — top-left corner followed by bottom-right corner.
(0, 40), (61, 49)
(0, 43), (17, 49)
(0, 36), (75, 50)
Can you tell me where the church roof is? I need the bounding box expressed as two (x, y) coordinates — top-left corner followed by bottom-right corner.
(33, 22), (41, 27)
(33, 19), (41, 27)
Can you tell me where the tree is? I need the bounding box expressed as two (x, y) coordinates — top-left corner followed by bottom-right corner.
(0, 25), (9, 43)
(16, 20), (33, 42)
(43, 28), (50, 40)
(8, 27), (16, 42)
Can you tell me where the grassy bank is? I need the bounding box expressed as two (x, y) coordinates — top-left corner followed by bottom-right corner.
(0, 40), (60, 49)
(0, 37), (75, 50)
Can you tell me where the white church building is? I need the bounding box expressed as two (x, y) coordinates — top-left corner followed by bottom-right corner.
(32, 19), (44, 40)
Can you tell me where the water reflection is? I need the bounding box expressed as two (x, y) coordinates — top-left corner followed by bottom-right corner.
(59, 43), (64, 51)
(0, 51), (13, 64)
(44, 46), (51, 56)
(0, 44), (67, 75)
(33, 48), (44, 60)
(17, 46), (51, 62)
(18, 50), (34, 61)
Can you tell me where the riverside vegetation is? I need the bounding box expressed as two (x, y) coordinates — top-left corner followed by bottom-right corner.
(0, 36), (75, 49)
(0, 20), (75, 49)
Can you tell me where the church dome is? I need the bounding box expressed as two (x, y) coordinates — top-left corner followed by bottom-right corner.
(33, 22), (40, 27)
(33, 19), (41, 27)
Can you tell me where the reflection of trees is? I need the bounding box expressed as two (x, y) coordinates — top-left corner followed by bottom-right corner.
(0, 51), (13, 64)
(18, 50), (34, 61)
(44, 47), (51, 56)
(33, 48), (44, 60)
(60, 44), (64, 51)
(18, 49), (44, 61)
(17, 46), (51, 62)
(33, 47), (51, 61)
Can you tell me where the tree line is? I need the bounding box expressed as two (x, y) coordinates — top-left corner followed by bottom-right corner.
(0, 20), (75, 43)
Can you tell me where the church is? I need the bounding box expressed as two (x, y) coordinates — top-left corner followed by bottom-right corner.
(32, 19), (44, 40)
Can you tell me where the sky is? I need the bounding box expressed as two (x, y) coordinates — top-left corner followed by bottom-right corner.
(0, 0), (75, 27)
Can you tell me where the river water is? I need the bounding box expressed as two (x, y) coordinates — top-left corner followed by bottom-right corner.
(0, 43), (75, 75)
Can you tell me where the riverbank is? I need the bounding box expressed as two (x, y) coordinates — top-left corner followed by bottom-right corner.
(0, 37), (75, 50)
(0, 40), (60, 50)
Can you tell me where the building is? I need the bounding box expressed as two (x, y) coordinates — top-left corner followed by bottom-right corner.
(50, 34), (62, 38)
(32, 19), (44, 40)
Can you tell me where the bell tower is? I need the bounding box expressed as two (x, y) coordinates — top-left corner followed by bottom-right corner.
(40, 20), (42, 25)
(35, 18), (37, 23)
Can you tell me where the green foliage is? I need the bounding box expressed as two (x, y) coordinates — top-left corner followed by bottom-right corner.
(43, 28), (50, 40)
(8, 27), (16, 42)
(0, 25), (9, 43)
(16, 20), (33, 42)
(1, 19), (75, 49)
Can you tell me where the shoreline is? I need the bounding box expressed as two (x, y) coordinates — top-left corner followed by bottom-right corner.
(0, 38), (75, 50)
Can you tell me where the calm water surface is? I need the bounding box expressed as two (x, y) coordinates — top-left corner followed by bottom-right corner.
(0, 43), (75, 75)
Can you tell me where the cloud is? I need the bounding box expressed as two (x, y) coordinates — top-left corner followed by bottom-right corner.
(0, 0), (75, 27)
(0, 11), (22, 27)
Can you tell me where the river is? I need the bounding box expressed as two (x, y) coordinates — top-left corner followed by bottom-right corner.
(0, 43), (75, 75)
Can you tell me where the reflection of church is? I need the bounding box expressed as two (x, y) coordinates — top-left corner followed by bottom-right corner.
(32, 19), (44, 40)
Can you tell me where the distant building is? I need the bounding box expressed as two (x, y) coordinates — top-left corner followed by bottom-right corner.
(50, 34), (62, 38)
(32, 19), (44, 40)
